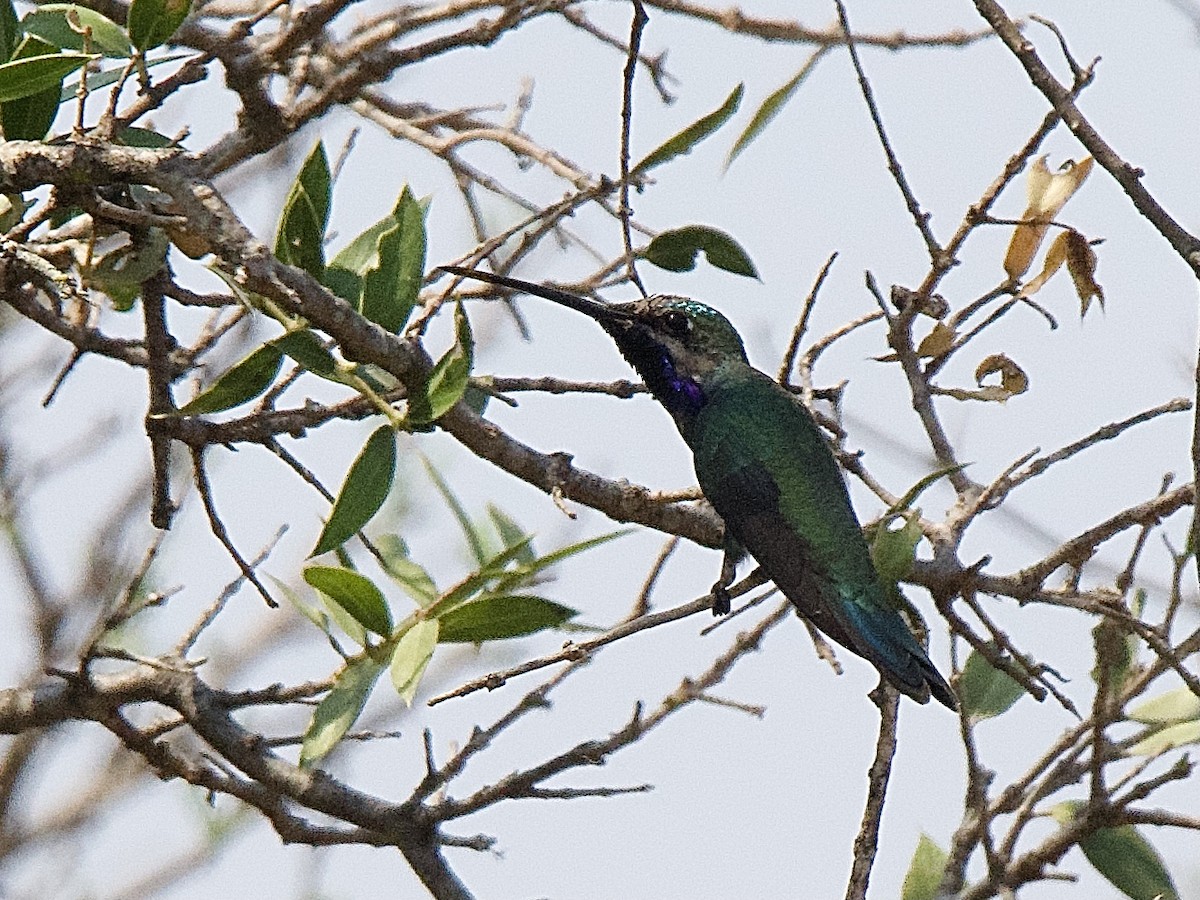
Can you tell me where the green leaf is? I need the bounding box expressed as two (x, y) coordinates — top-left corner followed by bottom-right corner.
(64, 52), (185, 101)
(270, 329), (340, 381)
(1127, 720), (1200, 757)
(0, 52), (91, 103)
(22, 5), (131, 57)
(423, 457), (488, 564)
(1092, 615), (1135, 694)
(87, 226), (170, 310)
(1128, 686), (1200, 725)
(726, 54), (825, 170)
(488, 504), (535, 565)
(410, 300), (473, 425)
(1079, 823), (1180, 900)
(320, 591), (367, 646)
(389, 619), (439, 705)
(311, 426), (397, 557)
(376, 534), (439, 607)
(328, 217), (397, 278)
(437, 595), (576, 643)
(274, 141), (331, 278)
(436, 537), (537, 611)
(463, 383), (490, 415)
(882, 464), (968, 522)
(958, 647), (1025, 722)
(493, 529), (630, 594)
(303, 566), (393, 637)
(177, 344), (282, 415)
(0, 0), (18, 62)
(644, 225), (758, 278)
(300, 655), (384, 766)
(901, 834), (948, 900)
(116, 125), (178, 148)
(870, 511), (922, 586)
(632, 83), (743, 174)
(359, 186), (426, 333)
(1, 36), (65, 140)
(0, 192), (28, 232)
(271, 575), (332, 635)
(127, 0), (192, 52)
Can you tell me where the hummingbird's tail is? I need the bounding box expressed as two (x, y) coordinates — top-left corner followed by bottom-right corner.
(838, 600), (958, 710)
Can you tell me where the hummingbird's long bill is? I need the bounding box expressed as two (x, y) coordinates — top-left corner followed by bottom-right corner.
(438, 266), (628, 324)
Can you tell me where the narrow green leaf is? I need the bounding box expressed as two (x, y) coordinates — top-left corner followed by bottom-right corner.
(88, 226), (170, 310)
(958, 647), (1025, 722)
(390, 619), (439, 705)
(328, 217), (396, 276)
(376, 534), (439, 607)
(1092, 615), (1135, 694)
(436, 537), (537, 611)
(901, 834), (948, 900)
(1128, 686), (1200, 725)
(883, 464), (967, 522)
(488, 505), (535, 565)
(22, 5), (131, 57)
(0, 0), (18, 62)
(438, 595), (576, 643)
(411, 300), (473, 424)
(127, 0), (192, 51)
(463, 384), (490, 416)
(1127, 720), (1200, 757)
(870, 511), (922, 586)
(424, 457), (488, 564)
(1, 36), (64, 140)
(0, 192), (28, 232)
(64, 53), (185, 101)
(644, 225), (758, 278)
(303, 565), (393, 636)
(320, 591), (367, 646)
(270, 329), (340, 381)
(633, 83), (743, 174)
(726, 51), (826, 170)
(311, 426), (397, 557)
(494, 529), (630, 593)
(1079, 823), (1180, 900)
(270, 575), (332, 635)
(360, 186), (426, 333)
(0, 52), (91, 103)
(177, 345), (282, 415)
(300, 655), (384, 766)
(274, 141), (331, 278)
(116, 125), (178, 148)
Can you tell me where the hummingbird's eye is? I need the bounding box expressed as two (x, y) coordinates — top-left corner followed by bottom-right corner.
(660, 309), (691, 337)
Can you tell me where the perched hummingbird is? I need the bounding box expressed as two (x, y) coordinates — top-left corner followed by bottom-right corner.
(440, 266), (956, 709)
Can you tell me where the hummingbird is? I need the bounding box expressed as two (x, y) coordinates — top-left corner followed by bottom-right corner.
(440, 266), (957, 709)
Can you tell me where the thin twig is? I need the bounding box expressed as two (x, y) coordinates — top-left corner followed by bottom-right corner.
(620, 0), (650, 296)
(835, 1), (941, 263)
(844, 686), (901, 900)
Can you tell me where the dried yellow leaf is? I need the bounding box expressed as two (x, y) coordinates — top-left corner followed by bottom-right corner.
(1019, 230), (1070, 298)
(1003, 156), (1094, 280)
(1062, 229), (1104, 317)
(975, 353), (1029, 398)
(916, 322), (956, 359)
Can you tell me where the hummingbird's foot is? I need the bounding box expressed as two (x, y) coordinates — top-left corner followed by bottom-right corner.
(709, 582), (732, 616)
(710, 540), (741, 615)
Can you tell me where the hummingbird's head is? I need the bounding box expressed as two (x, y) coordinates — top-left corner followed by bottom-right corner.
(439, 266), (747, 419)
(604, 295), (748, 378)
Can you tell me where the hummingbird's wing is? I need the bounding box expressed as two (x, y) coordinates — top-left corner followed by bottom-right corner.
(691, 370), (956, 708)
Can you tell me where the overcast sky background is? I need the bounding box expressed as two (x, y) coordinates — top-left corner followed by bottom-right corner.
(2, 1), (1199, 898)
